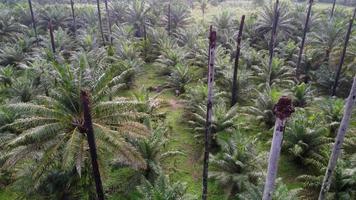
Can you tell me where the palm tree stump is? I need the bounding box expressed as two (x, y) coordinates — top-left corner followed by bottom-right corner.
(319, 76), (356, 200)
(262, 96), (294, 200)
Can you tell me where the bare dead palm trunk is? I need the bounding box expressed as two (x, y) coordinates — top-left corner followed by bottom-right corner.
(70, 0), (76, 35)
(296, 0), (313, 80)
(104, 0), (112, 45)
(319, 76), (356, 200)
(267, 0), (279, 86)
(28, 0), (39, 45)
(81, 91), (105, 200)
(331, 8), (355, 96)
(330, 0), (336, 20)
(231, 15), (245, 107)
(202, 26), (217, 200)
(262, 96), (294, 200)
(168, 3), (171, 35)
(96, 0), (106, 46)
(48, 20), (55, 53)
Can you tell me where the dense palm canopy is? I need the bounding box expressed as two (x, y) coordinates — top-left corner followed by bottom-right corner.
(0, 0), (355, 199)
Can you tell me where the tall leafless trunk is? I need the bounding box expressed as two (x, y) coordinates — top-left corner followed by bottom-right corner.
(48, 20), (55, 53)
(331, 8), (355, 96)
(202, 26), (217, 200)
(28, 0), (39, 45)
(70, 0), (76, 35)
(231, 15), (245, 107)
(262, 96), (294, 200)
(96, 0), (106, 46)
(168, 3), (171, 35)
(330, 0), (336, 20)
(81, 91), (105, 200)
(267, 0), (279, 85)
(104, 0), (112, 45)
(319, 76), (356, 200)
(296, 0), (313, 80)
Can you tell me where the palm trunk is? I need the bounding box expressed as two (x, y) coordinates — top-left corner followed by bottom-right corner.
(262, 96), (294, 200)
(104, 0), (112, 45)
(267, 0), (280, 86)
(70, 0), (76, 35)
(231, 15), (245, 107)
(28, 0), (39, 45)
(330, 0), (336, 20)
(202, 26), (217, 200)
(81, 91), (105, 200)
(319, 76), (356, 200)
(168, 3), (171, 35)
(331, 8), (355, 96)
(296, 0), (313, 80)
(48, 20), (55, 53)
(96, 0), (106, 46)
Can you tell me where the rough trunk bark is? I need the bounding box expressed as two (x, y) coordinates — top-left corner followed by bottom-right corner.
(331, 8), (355, 96)
(262, 96), (294, 200)
(48, 20), (55, 53)
(267, 0), (280, 85)
(70, 0), (76, 35)
(231, 15), (245, 107)
(296, 0), (313, 80)
(28, 0), (39, 45)
(319, 76), (356, 200)
(81, 91), (105, 200)
(202, 26), (217, 200)
(104, 0), (112, 45)
(96, 0), (106, 46)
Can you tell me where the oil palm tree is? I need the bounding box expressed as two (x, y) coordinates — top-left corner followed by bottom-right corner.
(163, 3), (191, 34)
(236, 179), (300, 200)
(256, 2), (296, 42)
(283, 110), (331, 169)
(0, 10), (25, 42)
(166, 64), (192, 95)
(291, 82), (313, 107)
(244, 86), (280, 129)
(0, 52), (149, 182)
(134, 126), (184, 182)
(209, 132), (261, 198)
(37, 5), (71, 30)
(319, 97), (344, 137)
(189, 98), (238, 146)
(126, 0), (151, 38)
(137, 173), (195, 200)
(251, 57), (295, 89)
(308, 19), (344, 66)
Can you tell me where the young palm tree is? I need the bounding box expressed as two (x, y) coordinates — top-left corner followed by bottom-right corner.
(189, 98), (238, 145)
(291, 82), (313, 107)
(126, 0), (151, 38)
(134, 126), (184, 182)
(37, 5), (71, 30)
(237, 179), (300, 200)
(319, 98), (344, 137)
(0, 52), (149, 182)
(283, 110), (331, 169)
(308, 19), (344, 66)
(244, 86), (280, 128)
(166, 64), (192, 95)
(251, 57), (295, 89)
(137, 174), (195, 200)
(0, 10), (25, 42)
(209, 132), (260, 198)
